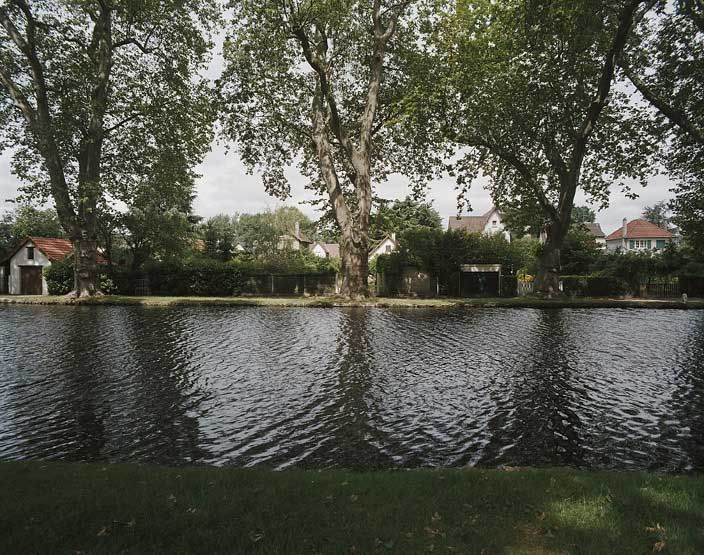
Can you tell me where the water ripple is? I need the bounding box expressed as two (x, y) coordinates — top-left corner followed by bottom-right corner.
(0, 305), (703, 471)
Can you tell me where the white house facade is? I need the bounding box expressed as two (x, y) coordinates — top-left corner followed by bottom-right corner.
(369, 233), (399, 259)
(0, 237), (74, 295)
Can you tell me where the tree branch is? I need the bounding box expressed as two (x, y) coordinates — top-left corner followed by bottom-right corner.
(565, 0), (647, 222)
(620, 56), (704, 145)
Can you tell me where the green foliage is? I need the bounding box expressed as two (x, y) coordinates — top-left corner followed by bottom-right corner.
(406, 0), (657, 212)
(376, 229), (536, 296)
(0, 205), (65, 257)
(369, 196), (442, 243)
(200, 207), (315, 260)
(111, 250), (338, 297)
(560, 275), (627, 297)
(642, 201), (672, 231)
(219, 1), (431, 200)
(560, 227), (602, 275)
(572, 206), (597, 224)
(43, 258), (73, 296)
(679, 275), (704, 297)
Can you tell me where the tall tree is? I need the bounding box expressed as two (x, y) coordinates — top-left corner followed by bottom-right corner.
(369, 195), (441, 242)
(220, 0), (424, 298)
(642, 200), (671, 230)
(0, 0), (217, 296)
(0, 204), (64, 256)
(572, 206), (597, 225)
(620, 0), (703, 254)
(408, 0), (656, 294)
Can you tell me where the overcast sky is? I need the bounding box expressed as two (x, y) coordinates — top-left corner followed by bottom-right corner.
(0, 24), (675, 238)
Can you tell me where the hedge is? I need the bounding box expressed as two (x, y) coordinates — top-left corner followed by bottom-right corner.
(560, 275), (627, 297)
(679, 275), (704, 298)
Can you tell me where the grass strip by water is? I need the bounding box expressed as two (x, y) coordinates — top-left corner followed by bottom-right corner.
(1, 461), (702, 554)
(1, 294), (703, 309)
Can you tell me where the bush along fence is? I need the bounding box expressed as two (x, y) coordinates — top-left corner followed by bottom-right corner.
(45, 258), (339, 297)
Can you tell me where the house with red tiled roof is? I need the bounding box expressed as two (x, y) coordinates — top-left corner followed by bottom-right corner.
(0, 237), (106, 295)
(605, 218), (676, 253)
(448, 207), (511, 241)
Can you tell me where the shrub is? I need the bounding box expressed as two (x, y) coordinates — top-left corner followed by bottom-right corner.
(500, 275), (518, 297)
(560, 275), (626, 297)
(44, 258), (73, 295)
(679, 275), (704, 298)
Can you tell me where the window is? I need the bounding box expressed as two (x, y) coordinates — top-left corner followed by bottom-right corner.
(27, 246), (34, 260)
(656, 239), (666, 249)
(385, 245), (392, 253)
(631, 240), (649, 250)
(492, 220), (497, 226)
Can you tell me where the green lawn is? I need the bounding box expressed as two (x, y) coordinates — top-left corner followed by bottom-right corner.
(1, 461), (702, 554)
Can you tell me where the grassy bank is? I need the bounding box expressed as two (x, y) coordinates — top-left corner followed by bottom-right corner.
(1, 461), (702, 554)
(1, 294), (703, 309)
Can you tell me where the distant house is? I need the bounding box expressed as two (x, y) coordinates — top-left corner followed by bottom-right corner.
(0, 237), (74, 295)
(310, 241), (340, 259)
(605, 218), (675, 252)
(579, 222), (607, 247)
(369, 233), (399, 259)
(448, 207), (510, 241)
(278, 222), (313, 251)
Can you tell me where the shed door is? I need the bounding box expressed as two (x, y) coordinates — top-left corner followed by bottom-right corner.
(20, 267), (43, 295)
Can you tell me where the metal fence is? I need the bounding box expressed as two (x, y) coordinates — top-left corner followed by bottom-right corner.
(124, 273), (338, 297)
(644, 281), (680, 299)
(376, 269), (440, 297)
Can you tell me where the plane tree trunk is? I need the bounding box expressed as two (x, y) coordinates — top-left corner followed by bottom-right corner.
(294, 1), (405, 298)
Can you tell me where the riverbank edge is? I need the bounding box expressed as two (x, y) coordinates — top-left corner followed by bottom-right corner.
(1, 460), (702, 554)
(0, 293), (702, 309)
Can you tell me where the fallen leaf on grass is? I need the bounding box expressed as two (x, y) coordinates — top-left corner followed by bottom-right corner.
(350, 494), (358, 503)
(424, 527), (445, 539)
(653, 540), (666, 552)
(646, 523), (666, 534)
(431, 512), (442, 523)
(249, 531), (264, 543)
(186, 507), (197, 514)
(96, 526), (109, 537)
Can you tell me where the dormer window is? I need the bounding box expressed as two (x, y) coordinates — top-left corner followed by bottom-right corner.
(385, 245), (392, 253)
(492, 220), (497, 226)
(27, 246), (34, 260)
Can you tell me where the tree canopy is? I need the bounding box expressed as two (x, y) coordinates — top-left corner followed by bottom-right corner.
(0, 0), (218, 294)
(219, 0), (436, 296)
(402, 0), (657, 293)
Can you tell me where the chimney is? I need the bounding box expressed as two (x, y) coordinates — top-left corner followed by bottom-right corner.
(391, 232), (396, 241)
(622, 218), (628, 239)
(294, 221), (300, 237)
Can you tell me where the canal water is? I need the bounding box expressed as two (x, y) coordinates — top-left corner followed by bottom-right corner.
(0, 305), (702, 471)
